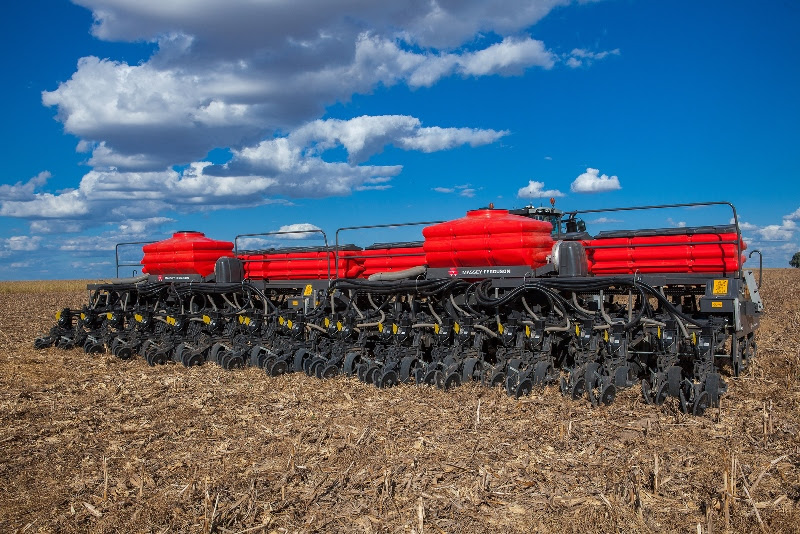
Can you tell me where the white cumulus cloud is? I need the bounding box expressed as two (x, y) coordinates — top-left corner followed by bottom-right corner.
(117, 217), (175, 236)
(757, 219), (797, 241)
(274, 223), (323, 240)
(570, 168), (621, 193)
(0, 190), (89, 219)
(289, 115), (507, 164)
(2, 115), (499, 230)
(0, 0), (621, 255)
(0, 172), (51, 201)
(3, 236), (43, 251)
(397, 126), (509, 153)
(42, 2), (574, 172)
(517, 180), (564, 198)
(457, 36), (555, 76)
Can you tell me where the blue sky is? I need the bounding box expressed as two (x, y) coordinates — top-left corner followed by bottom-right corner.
(1, 0), (798, 280)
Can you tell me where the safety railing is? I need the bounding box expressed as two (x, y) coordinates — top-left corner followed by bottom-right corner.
(115, 240), (157, 278)
(566, 202), (743, 278)
(334, 220), (443, 282)
(234, 229), (331, 282)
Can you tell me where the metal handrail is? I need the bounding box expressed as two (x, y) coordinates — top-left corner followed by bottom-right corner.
(585, 239), (741, 249)
(565, 201), (742, 277)
(234, 229), (330, 281)
(334, 220), (444, 282)
(115, 240), (156, 278)
(748, 250), (763, 288)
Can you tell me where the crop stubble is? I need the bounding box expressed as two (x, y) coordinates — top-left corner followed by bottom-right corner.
(0, 271), (798, 533)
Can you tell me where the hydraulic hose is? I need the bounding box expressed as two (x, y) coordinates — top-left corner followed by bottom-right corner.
(473, 324), (499, 338)
(367, 265), (427, 281)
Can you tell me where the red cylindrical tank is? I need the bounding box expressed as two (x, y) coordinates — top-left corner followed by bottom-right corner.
(141, 231), (234, 276)
(423, 209), (554, 268)
(587, 227), (747, 275)
(360, 243), (426, 278)
(240, 252), (267, 280)
(258, 248), (364, 280)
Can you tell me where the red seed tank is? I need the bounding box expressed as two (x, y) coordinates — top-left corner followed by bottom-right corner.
(256, 247), (365, 280)
(587, 225), (746, 275)
(360, 242), (427, 278)
(141, 231), (234, 277)
(239, 251), (267, 280)
(423, 209), (554, 268)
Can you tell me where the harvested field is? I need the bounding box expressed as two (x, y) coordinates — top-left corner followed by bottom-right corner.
(1, 271), (798, 533)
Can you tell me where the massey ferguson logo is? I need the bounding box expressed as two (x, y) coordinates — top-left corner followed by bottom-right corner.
(158, 275), (164, 281)
(448, 267), (513, 277)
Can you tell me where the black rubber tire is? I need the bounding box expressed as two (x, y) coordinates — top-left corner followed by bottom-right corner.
(176, 344), (189, 366)
(270, 359), (288, 376)
(209, 343), (226, 364)
(490, 371), (506, 388)
(444, 371), (461, 391)
(515, 378), (533, 399)
(308, 358), (322, 377)
(224, 354), (244, 370)
(321, 364), (338, 379)
(378, 370), (398, 389)
(144, 346), (156, 366)
(151, 351), (168, 366)
(423, 369), (438, 385)
(138, 339), (153, 359)
(186, 353), (204, 366)
(247, 345), (263, 367)
(600, 384), (616, 406)
(357, 363), (369, 382)
(314, 360), (326, 379)
(571, 377), (586, 400)
(365, 366), (379, 385)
